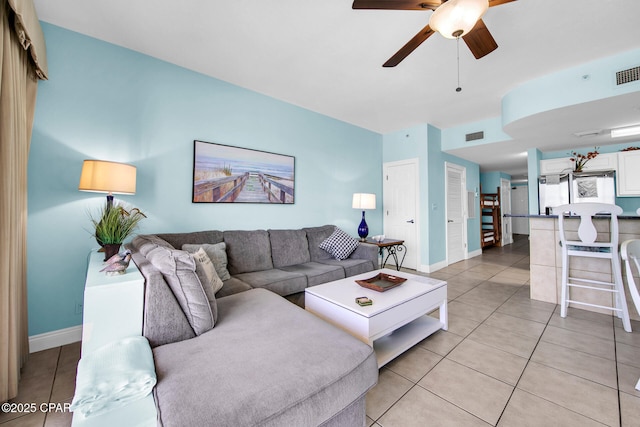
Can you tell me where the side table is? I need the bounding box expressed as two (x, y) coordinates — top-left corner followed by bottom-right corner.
(365, 238), (407, 271)
(73, 250), (156, 427)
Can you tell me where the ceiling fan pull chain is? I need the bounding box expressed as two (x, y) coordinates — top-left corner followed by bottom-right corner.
(456, 36), (462, 92)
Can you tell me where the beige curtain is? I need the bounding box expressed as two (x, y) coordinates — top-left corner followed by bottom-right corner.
(1, 0), (47, 402)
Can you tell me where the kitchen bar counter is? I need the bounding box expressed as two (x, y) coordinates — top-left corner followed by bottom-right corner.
(521, 215), (640, 322)
(506, 213), (640, 219)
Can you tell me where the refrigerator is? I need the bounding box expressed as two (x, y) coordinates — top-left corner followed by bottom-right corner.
(538, 170), (616, 214)
(538, 173), (570, 214)
(570, 170), (616, 205)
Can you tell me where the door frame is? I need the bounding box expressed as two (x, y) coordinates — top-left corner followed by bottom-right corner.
(445, 162), (468, 265)
(500, 177), (513, 246)
(383, 158), (420, 271)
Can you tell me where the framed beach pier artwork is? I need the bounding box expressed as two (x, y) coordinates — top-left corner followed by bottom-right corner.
(192, 140), (295, 204)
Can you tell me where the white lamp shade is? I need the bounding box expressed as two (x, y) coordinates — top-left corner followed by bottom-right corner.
(352, 193), (376, 210)
(430, 0), (489, 39)
(78, 160), (137, 195)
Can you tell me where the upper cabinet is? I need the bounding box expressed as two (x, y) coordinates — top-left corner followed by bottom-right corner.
(540, 153), (618, 175)
(617, 150), (640, 197)
(539, 158), (573, 175)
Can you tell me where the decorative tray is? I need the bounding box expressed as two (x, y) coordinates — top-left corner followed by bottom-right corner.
(356, 273), (407, 292)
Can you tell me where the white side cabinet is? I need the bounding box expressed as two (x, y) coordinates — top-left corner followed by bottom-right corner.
(80, 249), (145, 355)
(72, 250), (156, 427)
(617, 150), (640, 196)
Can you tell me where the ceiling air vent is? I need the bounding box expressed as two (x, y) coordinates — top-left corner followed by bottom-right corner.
(616, 66), (640, 85)
(465, 131), (484, 142)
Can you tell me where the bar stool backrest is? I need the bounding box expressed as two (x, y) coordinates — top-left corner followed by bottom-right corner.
(621, 239), (640, 317)
(553, 203), (623, 247)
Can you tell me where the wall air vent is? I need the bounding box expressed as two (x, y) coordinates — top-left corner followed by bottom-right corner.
(616, 66), (640, 85)
(465, 131), (484, 142)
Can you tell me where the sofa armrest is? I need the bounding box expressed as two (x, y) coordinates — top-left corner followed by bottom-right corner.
(349, 243), (379, 268)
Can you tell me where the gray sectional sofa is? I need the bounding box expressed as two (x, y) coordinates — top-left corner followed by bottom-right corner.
(128, 225), (380, 426)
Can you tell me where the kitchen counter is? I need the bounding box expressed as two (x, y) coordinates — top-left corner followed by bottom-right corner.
(506, 213), (640, 219)
(524, 215), (640, 321)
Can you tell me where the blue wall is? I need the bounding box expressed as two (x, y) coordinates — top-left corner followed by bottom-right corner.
(382, 124), (480, 270)
(28, 24), (383, 336)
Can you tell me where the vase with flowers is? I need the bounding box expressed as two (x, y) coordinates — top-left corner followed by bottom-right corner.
(569, 146), (599, 172)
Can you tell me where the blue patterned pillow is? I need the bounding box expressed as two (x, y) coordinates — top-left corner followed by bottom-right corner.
(319, 227), (359, 260)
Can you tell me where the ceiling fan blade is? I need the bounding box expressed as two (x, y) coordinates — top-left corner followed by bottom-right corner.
(462, 19), (498, 59)
(383, 23), (435, 67)
(488, 0), (517, 7)
(352, 0), (441, 11)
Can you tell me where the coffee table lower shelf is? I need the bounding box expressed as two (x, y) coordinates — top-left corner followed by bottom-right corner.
(373, 315), (443, 367)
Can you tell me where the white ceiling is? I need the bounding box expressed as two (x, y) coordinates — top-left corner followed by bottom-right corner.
(33, 0), (640, 179)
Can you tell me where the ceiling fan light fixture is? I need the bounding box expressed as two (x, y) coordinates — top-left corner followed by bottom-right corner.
(429, 0), (489, 39)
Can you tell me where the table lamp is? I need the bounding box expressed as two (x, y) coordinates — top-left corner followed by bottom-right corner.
(78, 160), (137, 208)
(352, 193), (376, 241)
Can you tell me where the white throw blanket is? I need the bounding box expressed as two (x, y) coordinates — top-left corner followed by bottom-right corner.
(71, 336), (157, 417)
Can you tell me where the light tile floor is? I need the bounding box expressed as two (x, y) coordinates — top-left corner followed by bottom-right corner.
(366, 235), (640, 427)
(2, 235), (639, 426)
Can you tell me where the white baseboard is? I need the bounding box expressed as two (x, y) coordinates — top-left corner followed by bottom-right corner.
(467, 249), (482, 259)
(29, 325), (82, 353)
(417, 260), (448, 274)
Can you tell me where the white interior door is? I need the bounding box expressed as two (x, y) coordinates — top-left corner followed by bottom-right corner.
(446, 163), (466, 265)
(383, 159), (419, 270)
(500, 178), (513, 245)
(511, 185), (530, 235)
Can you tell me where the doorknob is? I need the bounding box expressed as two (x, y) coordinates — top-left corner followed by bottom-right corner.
(448, 219), (453, 223)
(406, 219), (414, 223)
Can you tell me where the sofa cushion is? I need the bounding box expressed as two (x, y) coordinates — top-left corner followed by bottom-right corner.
(156, 230), (224, 250)
(303, 225), (335, 261)
(319, 227), (359, 260)
(129, 250), (195, 348)
(224, 230), (273, 274)
(190, 247), (224, 296)
(234, 269), (307, 296)
(183, 243), (231, 281)
(280, 262), (345, 287)
(130, 234), (173, 257)
(317, 258), (376, 277)
(216, 277), (252, 298)
(146, 246), (216, 335)
(269, 229), (311, 268)
(152, 289), (378, 427)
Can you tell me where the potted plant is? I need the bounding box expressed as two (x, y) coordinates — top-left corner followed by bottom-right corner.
(569, 146), (599, 172)
(89, 201), (146, 261)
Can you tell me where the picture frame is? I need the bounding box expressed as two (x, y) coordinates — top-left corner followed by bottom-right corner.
(192, 140), (295, 204)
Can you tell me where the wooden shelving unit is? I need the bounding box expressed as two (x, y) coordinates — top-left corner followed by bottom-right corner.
(480, 186), (501, 248)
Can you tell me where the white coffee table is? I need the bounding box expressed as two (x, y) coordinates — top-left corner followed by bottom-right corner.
(305, 269), (447, 367)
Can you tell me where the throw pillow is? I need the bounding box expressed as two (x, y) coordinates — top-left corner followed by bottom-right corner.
(183, 242), (231, 281)
(319, 227), (359, 260)
(146, 245), (216, 335)
(191, 247), (224, 298)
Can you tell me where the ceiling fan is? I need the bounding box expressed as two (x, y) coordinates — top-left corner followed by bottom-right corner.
(352, 0), (517, 67)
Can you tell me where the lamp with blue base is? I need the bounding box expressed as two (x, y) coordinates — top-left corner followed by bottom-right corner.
(352, 193), (376, 241)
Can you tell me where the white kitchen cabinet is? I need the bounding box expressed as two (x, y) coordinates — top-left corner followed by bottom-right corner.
(540, 158), (573, 174)
(540, 153), (618, 175)
(617, 150), (640, 196)
(583, 152), (617, 172)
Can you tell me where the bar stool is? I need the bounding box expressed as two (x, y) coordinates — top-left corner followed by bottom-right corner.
(553, 203), (632, 332)
(621, 238), (640, 390)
